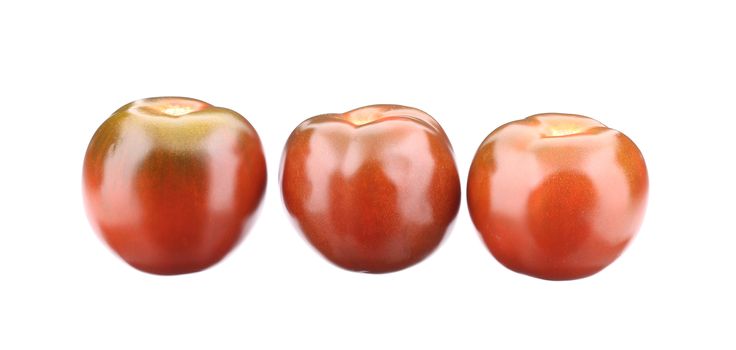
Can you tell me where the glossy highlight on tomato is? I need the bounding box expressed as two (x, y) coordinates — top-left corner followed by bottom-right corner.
(467, 113), (648, 280)
(83, 97), (266, 275)
(280, 105), (461, 273)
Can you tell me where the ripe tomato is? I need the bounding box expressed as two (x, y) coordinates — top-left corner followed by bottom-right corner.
(280, 105), (460, 273)
(467, 114), (648, 280)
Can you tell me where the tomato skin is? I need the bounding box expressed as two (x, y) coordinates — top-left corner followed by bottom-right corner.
(467, 114), (648, 280)
(83, 97), (266, 275)
(280, 105), (460, 273)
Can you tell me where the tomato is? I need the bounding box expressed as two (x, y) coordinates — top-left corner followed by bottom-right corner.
(280, 105), (460, 273)
(467, 114), (648, 280)
(83, 97), (266, 275)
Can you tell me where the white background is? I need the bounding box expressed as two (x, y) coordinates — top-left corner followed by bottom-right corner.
(1, 1), (734, 348)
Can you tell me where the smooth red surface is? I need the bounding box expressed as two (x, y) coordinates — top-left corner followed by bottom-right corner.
(280, 105), (461, 273)
(83, 97), (266, 275)
(467, 114), (648, 280)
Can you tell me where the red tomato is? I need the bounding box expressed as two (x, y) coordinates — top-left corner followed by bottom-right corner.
(467, 114), (648, 280)
(280, 105), (461, 273)
(83, 97), (266, 275)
